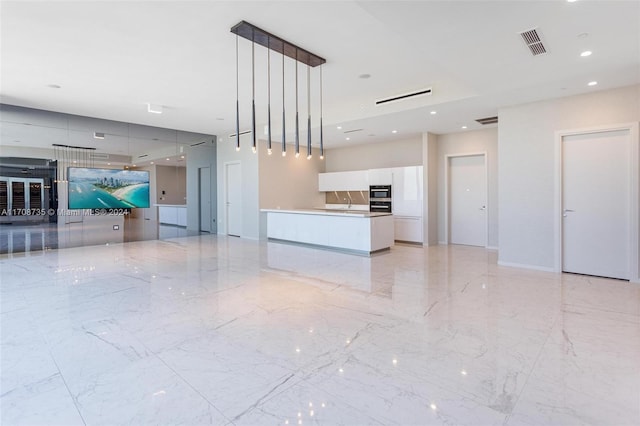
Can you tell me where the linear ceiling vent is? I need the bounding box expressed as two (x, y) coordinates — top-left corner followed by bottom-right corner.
(519, 28), (547, 56)
(375, 88), (432, 105)
(90, 152), (110, 159)
(137, 154), (149, 159)
(190, 141), (206, 147)
(228, 130), (252, 138)
(475, 116), (498, 125)
(343, 128), (364, 134)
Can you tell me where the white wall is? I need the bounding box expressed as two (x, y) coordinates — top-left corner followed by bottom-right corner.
(324, 137), (422, 172)
(423, 132), (438, 246)
(498, 84), (640, 271)
(437, 127), (499, 248)
(216, 133), (259, 239)
(187, 143), (217, 233)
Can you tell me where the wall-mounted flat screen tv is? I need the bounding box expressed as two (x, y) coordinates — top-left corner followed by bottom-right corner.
(68, 167), (150, 209)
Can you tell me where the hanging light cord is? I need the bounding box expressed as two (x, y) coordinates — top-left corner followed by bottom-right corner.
(251, 33), (256, 153)
(295, 50), (299, 157)
(320, 65), (324, 159)
(282, 49), (286, 156)
(267, 39), (272, 154)
(307, 64), (311, 159)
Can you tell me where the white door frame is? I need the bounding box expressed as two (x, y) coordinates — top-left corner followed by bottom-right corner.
(443, 152), (489, 246)
(223, 160), (241, 236)
(198, 167), (211, 233)
(554, 122), (639, 282)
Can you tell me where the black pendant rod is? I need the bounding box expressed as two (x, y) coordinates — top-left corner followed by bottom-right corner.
(295, 50), (299, 158)
(306, 64), (311, 160)
(320, 65), (324, 159)
(235, 34), (240, 151)
(251, 31), (257, 153)
(267, 37), (272, 155)
(281, 50), (286, 157)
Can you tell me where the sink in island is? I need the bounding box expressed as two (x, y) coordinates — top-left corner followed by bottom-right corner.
(261, 208), (394, 255)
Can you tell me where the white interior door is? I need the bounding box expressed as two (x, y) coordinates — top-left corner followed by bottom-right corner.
(562, 130), (630, 280)
(449, 155), (487, 246)
(225, 162), (242, 237)
(199, 167), (211, 232)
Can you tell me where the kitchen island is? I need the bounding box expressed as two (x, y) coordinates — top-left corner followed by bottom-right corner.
(261, 209), (394, 255)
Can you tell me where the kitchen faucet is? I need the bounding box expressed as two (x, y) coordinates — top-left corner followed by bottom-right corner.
(344, 192), (353, 209)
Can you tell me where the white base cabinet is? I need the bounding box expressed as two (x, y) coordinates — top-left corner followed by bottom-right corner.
(394, 216), (423, 243)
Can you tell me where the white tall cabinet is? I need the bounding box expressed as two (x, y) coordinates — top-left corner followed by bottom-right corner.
(391, 166), (423, 243)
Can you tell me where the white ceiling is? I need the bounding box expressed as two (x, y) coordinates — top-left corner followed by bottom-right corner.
(1, 0), (638, 152)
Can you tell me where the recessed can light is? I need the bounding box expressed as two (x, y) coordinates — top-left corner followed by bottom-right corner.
(430, 111), (437, 115)
(337, 126), (342, 130)
(150, 161), (154, 164)
(346, 137), (350, 141)
(166, 158), (170, 161)
(392, 130), (397, 134)
(461, 126), (467, 129)
(580, 50), (592, 57)
(588, 81), (598, 86)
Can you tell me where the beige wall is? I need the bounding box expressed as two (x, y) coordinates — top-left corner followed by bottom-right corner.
(498, 84), (640, 271)
(324, 137), (422, 172)
(156, 165), (186, 205)
(437, 127), (499, 247)
(258, 143), (326, 239)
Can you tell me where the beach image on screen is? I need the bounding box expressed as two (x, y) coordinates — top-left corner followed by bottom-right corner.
(68, 168), (150, 209)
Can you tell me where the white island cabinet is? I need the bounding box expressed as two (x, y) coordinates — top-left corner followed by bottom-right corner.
(262, 209), (394, 255)
(157, 204), (187, 227)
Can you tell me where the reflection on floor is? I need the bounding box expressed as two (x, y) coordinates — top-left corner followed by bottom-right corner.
(0, 218), (197, 256)
(1, 236), (638, 425)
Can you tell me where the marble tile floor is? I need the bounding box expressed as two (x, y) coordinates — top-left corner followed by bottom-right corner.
(1, 235), (638, 425)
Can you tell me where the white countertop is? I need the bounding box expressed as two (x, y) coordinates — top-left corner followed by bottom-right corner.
(261, 208), (391, 218)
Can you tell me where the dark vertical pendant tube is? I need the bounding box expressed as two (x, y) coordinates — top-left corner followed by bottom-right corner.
(320, 65), (324, 159)
(281, 49), (286, 156)
(307, 65), (311, 159)
(267, 39), (272, 154)
(295, 51), (299, 157)
(251, 34), (256, 153)
(235, 34), (240, 151)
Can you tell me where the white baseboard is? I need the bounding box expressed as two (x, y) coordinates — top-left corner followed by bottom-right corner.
(438, 241), (447, 245)
(497, 260), (557, 273)
(485, 246), (499, 251)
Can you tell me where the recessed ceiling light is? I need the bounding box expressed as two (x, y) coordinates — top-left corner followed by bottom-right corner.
(461, 126), (467, 129)
(150, 161), (154, 165)
(132, 164), (136, 167)
(337, 126), (342, 129)
(147, 103), (163, 114)
(567, 0), (578, 3)
(580, 50), (592, 57)
(430, 111), (437, 115)
(93, 132), (105, 139)
(47, 84), (61, 89)
(180, 155), (185, 159)
(107, 163), (111, 165)
(358, 73), (371, 79)
(346, 137), (350, 141)
(392, 130), (397, 134)
(166, 158), (170, 161)
(588, 81), (598, 86)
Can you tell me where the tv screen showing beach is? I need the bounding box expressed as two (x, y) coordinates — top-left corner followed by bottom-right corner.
(68, 168), (150, 209)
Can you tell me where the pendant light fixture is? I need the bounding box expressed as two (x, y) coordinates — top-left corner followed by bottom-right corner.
(306, 64), (312, 160)
(235, 34), (240, 152)
(267, 37), (272, 156)
(230, 21), (326, 158)
(281, 48), (286, 157)
(251, 30), (257, 154)
(319, 65), (324, 160)
(295, 50), (300, 158)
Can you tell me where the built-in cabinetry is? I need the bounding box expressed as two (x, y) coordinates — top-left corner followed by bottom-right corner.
(318, 170), (369, 191)
(318, 166), (424, 243)
(157, 204), (187, 227)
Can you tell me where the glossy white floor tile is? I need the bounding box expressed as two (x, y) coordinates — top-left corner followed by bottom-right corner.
(1, 235), (639, 425)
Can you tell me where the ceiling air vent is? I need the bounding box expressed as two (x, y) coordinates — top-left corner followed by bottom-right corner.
(519, 28), (547, 56)
(375, 88), (432, 105)
(475, 116), (498, 125)
(228, 130), (252, 138)
(90, 152), (109, 159)
(190, 141), (206, 147)
(343, 128), (364, 134)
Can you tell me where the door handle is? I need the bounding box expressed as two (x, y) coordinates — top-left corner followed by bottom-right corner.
(563, 209), (574, 217)
(479, 206), (486, 210)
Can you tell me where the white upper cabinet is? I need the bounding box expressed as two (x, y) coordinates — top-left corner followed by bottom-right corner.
(368, 168), (393, 186)
(392, 166), (423, 217)
(318, 170), (369, 191)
